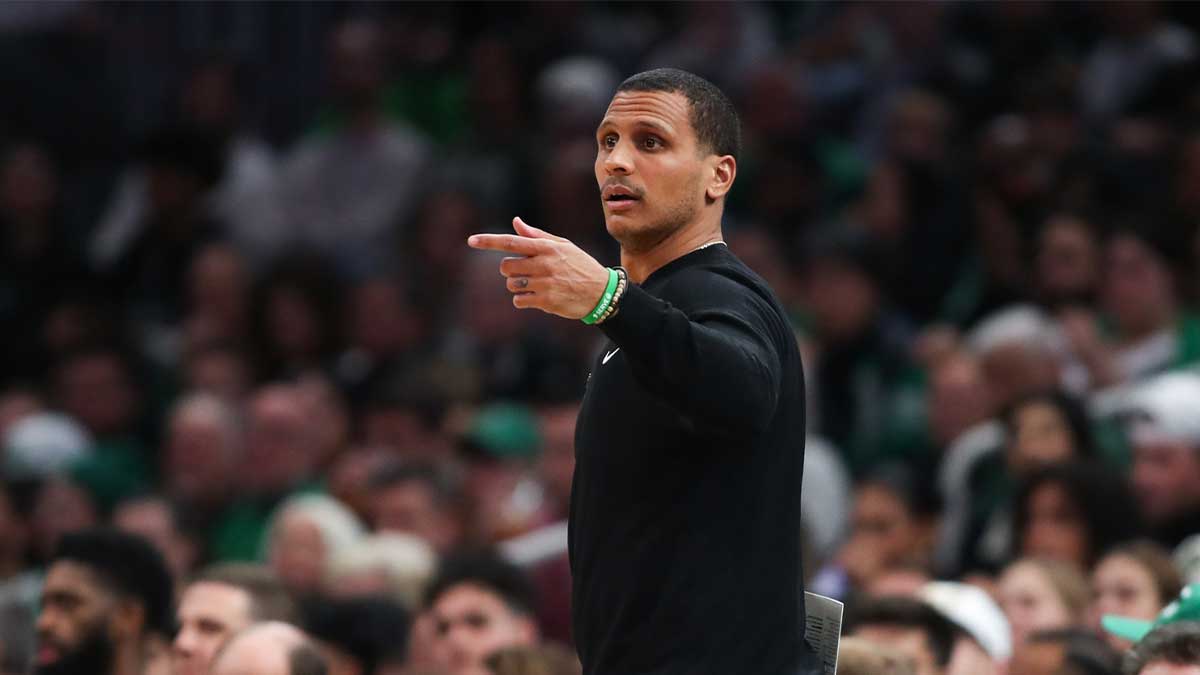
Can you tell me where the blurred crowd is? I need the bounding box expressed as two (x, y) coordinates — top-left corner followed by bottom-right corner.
(4, 1), (1200, 674)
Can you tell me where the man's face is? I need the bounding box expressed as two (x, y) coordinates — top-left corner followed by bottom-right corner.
(853, 625), (942, 675)
(36, 562), (117, 675)
(594, 90), (709, 252)
(1132, 441), (1200, 523)
(375, 481), (457, 553)
(173, 582), (254, 675)
(429, 583), (536, 675)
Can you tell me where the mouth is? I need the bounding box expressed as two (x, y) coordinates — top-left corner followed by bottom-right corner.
(603, 188), (641, 212)
(36, 645), (59, 665)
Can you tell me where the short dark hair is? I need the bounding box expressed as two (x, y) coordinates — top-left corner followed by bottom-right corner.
(1124, 622), (1200, 675)
(369, 460), (458, 508)
(51, 528), (175, 637)
(193, 563), (298, 625)
(1029, 628), (1121, 675)
(289, 641), (329, 675)
(301, 596), (411, 671)
(1011, 461), (1144, 567)
(849, 597), (959, 668)
(423, 551), (537, 617)
(616, 68), (742, 160)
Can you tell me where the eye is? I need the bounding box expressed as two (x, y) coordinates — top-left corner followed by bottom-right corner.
(642, 136), (662, 149)
(464, 612), (489, 629)
(602, 134), (617, 149)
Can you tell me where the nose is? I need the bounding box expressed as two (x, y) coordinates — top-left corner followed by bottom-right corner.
(603, 138), (633, 175)
(173, 626), (195, 655)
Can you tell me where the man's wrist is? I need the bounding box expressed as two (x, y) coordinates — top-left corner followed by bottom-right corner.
(582, 268), (621, 325)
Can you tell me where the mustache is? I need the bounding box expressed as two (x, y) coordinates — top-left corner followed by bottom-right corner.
(602, 178), (644, 198)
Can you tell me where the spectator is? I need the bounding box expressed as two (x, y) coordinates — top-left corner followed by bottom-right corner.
(335, 276), (427, 402)
(277, 17), (431, 275)
(210, 384), (321, 562)
(422, 552), (539, 675)
(1034, 213), (1102, 312)
(1091, 540), (1184, 651)
(265, 494), (365, 597)
(836, 637), (917, 675)
(918, 581), (1012, 675)
(35, 528), (175, 675)
(1123, 622), (1200, 675)
(1104, 584), (1200, 654)
(0, 143), (89, 383)
(250, 255), (343, 381)
(1124, 372), (1200, 549)
(836, 466), (938, 590)
(998, 558), (1090, 651)
(302, 596), (411, 675)
(94, 56), (282, 270)
(799, 228), (926, 475)
(370, 461), (464, 554)
(111, 494), (200, 587)
(848, 596), (959, 675)
(28, 476), (99, 564)
(459, 404), (555, 544)
(210, 622), (328, 675)
(174, 563), (298, 675)
(181, 342), (254, 404)
(533, 404), (577, 523)
(182, 243), (252, 352)
(162, 392), (243, 525)
(1067, 226), (1199, 389)
(51, 345), (145, 454)
(97, 126), (226, 330)
(441, 252), (584, 403)
(1008, 628), (1121, 675)
(1011, 462), (1142, 570)
(326, 532), (437, 610)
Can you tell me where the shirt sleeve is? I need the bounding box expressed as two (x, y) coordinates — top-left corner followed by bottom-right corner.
(598, 274), (783, 436)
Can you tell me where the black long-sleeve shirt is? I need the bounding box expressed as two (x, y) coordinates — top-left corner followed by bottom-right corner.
(570, 244), (818, 675)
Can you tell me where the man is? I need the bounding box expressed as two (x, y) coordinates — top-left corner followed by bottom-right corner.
(1007, 629), (1119, 675)
(1124, 372), (1200, 548)
(848, 597), (960, 675)
(468, 67), (813, 674)
(35, 528), (174, 675)
(1123, 623), (1200, 675)
(210, 622), (327, 675)
(370, 461), (463, 554)
(836, 638), (916, 675)
(211, 384), (319, 561)
(421, 552), (539, 675)
(302, 596), (411, 675)
(173, 563), (298, 675)
(112, 494), (200, 586)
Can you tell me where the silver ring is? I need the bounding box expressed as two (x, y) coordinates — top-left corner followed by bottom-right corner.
(515, 277), (529, 289)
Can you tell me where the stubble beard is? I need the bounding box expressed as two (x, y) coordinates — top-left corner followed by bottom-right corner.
(35, 620), (115, 675)
(608, 188), (702, 255)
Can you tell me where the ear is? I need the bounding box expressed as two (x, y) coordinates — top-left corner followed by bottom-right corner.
(705, 154), (737, 202)
(111, 598), (146, 641)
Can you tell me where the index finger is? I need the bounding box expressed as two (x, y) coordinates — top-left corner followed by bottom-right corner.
(467, 234), (550, 256)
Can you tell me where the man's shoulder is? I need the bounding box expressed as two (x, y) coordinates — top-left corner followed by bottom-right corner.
(658, 249), (785, 319)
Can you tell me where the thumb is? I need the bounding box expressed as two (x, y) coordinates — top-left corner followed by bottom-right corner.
(513, 217), (568, 243)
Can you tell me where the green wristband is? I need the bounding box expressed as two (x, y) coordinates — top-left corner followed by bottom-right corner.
(582, 268), (620, 325)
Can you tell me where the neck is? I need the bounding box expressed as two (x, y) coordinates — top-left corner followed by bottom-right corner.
(619, 215), (723, 284)
(112, 640), (143, 675)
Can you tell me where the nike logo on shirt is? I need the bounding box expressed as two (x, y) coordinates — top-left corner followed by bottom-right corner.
(603, 348), (620, 364)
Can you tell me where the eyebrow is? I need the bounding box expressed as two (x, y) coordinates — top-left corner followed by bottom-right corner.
(597, 118), (674, 136)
